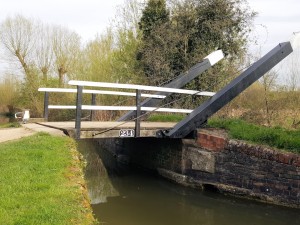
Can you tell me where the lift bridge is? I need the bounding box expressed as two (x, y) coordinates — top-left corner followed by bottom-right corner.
(38, 42), (293, 139)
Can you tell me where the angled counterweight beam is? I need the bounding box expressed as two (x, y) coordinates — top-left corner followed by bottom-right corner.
(157, 42), (293, 138)
(117, 50), (224, 121)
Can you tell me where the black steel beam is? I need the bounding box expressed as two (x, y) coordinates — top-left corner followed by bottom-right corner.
(117, 58), (212, 121)
(75, 85), (83, 139)
(157, 42), (293, 138)
(90, 93), (96, 121)
(135, 89), (141, 137)
(43, 92), (49, 121)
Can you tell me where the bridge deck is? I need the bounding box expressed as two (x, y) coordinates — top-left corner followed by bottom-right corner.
(36, 121), (176, 138)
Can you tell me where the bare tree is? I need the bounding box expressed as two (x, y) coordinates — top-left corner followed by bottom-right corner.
(114, 0), (143, 36)
(260, 70), (278, 126)
(286, 47), (300, 127)
(0, 15), (37, 76)
(286, 49), (300, 91)
(51, 26), (82, 86)
(35, 23), (54, 82)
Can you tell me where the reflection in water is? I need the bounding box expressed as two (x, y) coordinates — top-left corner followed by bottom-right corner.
(77, 140), (119, 204)
(78, 140), (300, 225)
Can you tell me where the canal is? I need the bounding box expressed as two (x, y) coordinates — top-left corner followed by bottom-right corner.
(77, 140), (300, 225)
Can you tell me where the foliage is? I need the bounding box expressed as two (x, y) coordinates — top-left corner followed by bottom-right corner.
(138, 0), (169, 39)
(0, 133), (95, 225)
(208, 118), (300, 153)
(0, 15), (83, 116)
(0, 74), (19, 106)
(5, 0), (298, 127)
(216, 80), (300, 129)
(137, 0), (256, 90)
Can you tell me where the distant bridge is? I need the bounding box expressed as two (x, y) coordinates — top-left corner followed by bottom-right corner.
(37, 42), (293, 139)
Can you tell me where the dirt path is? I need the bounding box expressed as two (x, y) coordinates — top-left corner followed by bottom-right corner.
(0, 123), (66, 143)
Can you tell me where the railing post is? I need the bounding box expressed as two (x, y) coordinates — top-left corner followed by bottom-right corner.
(90, 93), (96, 121)
(75, 85), (83, 139)
(43, 92), (49, 121)
(135, 89), (141, 137)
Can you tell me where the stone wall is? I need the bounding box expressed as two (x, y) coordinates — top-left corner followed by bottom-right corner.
(181, 129), (300, 208)
(93, 129), (300, 208)
(95, 137), (183, 173)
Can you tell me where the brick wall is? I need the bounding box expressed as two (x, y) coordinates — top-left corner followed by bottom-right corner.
(182, 129), (300, 208)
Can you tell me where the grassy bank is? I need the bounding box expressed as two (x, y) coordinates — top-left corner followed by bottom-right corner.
(146, 114), (300, 153)
(0, 122), (20, 128)
(147, 113), (185, 122)
(0, 133), (95, 225)
(208, 118), (300, 154)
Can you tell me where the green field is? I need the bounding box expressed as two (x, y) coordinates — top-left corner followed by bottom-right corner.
(0, 133), (95, 225)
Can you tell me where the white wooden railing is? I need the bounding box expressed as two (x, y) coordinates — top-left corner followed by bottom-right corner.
(38, 82), (215, 139)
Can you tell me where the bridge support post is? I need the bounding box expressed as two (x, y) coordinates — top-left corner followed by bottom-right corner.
(75, 85), (83, 139)
(135, 89), (141, 137)
(90, 93), (96, 121)
(43, 92), (49, 121)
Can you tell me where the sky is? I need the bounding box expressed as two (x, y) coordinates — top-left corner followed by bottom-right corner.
(0, 0), (125, 44)
(247, 0), (300, 54)
(0, 0), (300, 81)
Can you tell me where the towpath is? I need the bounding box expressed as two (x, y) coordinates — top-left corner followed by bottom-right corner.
(0, 123), (66, 143)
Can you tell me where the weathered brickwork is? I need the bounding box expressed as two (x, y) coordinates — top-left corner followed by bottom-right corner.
(197, 130), (227, 152)
(93, 129), (300, 208)
(95, 137), (183, 173)
(185, 129), (300, 208)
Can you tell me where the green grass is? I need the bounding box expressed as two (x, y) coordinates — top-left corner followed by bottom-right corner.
(147, 114), (186, 122)
(0, 133), (95, 225)
(0, 122), (21, 128)
(208, 118), (300, 154)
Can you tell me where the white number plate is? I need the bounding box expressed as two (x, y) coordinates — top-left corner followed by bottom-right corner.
(119, 129), (135, 137)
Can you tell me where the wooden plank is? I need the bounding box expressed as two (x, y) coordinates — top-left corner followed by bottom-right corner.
(68, 80), (215, 96)
(38, 87), (166, 99)
(48, 105), (193, 113)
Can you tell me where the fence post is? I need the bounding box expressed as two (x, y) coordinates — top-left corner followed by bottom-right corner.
(90, 93), (96, 121)
(75, 85), (83, 139)
(43, 92), (49, 121)
(135, 89), (141, 137)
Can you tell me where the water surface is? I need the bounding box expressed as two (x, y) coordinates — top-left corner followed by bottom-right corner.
(78, 140), (300, 225)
